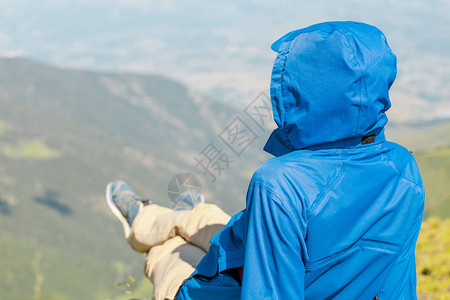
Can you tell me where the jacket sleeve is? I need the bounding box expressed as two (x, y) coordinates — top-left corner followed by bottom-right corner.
(239, 184), (307, 300)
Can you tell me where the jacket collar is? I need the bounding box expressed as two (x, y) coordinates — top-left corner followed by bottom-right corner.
(264, 128), (386, 157)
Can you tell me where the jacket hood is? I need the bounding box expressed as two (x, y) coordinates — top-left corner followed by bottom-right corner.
(264, 21), (397, 156)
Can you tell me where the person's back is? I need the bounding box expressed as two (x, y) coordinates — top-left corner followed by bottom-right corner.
(253, 139), (423, 299)
(177, 21), (424, 300)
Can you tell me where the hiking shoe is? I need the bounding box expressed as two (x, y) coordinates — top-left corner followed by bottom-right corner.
(171, 189), (205, 210)
(106, 180), (151, 239)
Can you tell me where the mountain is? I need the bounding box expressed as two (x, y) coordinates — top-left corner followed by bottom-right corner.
(0, 57), (448, 299)
(0, 57), (272, 299)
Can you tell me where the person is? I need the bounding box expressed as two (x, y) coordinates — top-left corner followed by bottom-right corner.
(106, 21), (425, 300)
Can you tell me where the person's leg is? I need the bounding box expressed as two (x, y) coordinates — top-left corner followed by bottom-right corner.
(106, 180), (230, 253)
(131, 204), (229, 300)
(129, 204), (230, 300)
(129, 203), (230, 253)
(145, 236), (206, 300)
(106, 180), (231, 299)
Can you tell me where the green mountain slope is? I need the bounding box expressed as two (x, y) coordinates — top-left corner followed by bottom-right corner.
(415, 147), (450, 218)
(0, 57), (269, 299)
(386, 121), (450, 152)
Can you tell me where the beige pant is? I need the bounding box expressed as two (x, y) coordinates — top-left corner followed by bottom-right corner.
(128, 204), (231, 300)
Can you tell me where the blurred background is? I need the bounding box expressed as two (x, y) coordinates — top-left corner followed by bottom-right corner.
(0, 0), (448, 299)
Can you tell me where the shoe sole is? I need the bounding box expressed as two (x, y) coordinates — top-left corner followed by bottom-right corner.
(106, 181), (131, 239)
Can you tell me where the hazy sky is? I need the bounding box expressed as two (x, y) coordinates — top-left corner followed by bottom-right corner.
(0, 0), (449, 122)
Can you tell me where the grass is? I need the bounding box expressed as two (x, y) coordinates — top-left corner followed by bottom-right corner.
(0, 233), (153, 300)
(416, 218), (450, 299)
(2, 139), (61, 159)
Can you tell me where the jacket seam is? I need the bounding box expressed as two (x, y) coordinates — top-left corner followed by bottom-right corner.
(305, 239), (400, 270)
(278, 38), (294, 148)
(250, 183), (311, 239)
(249, 183), (307, 230)
(379, 144), (423, 191)
(335, 30), (363, 137)
(249, 183), (308, 262)
(309, 154), (343, 216)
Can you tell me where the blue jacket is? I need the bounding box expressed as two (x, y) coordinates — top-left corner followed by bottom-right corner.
(176, 21), (424, 300)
